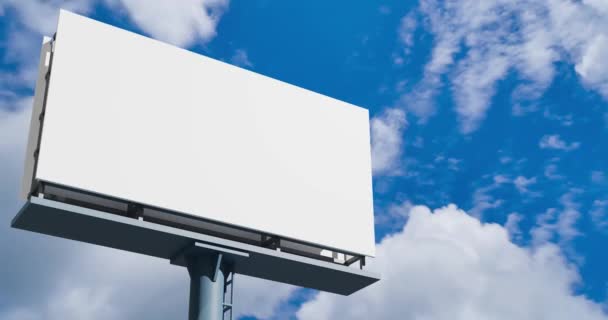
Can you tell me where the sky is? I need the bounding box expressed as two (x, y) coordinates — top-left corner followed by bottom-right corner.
(1, 0), (608, 319)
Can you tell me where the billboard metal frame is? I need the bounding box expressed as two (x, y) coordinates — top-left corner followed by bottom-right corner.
(12, 190), (380, 292)
(13, 11), (380, 319)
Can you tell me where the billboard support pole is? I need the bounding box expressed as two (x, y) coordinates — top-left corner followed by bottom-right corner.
(186, 252), (230, 320)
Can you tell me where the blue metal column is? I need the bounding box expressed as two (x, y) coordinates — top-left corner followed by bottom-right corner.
(186, 253), (226, 320)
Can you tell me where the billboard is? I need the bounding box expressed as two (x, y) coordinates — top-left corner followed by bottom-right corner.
(25, 10), (375, 257)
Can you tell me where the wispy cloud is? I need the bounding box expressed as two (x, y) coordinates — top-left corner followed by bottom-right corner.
(539, 134), (581, 151)
(230, 49), (253, 68)
(544, 163), (564, 180)
(531, 189), (583, 246)
(371, 108), (407, 175)
(505, 212), (524, 242)
(469, 173), (543, 218)
(397, 0), (608, 133)
(469, 182), (503, 218)
(590, 200), (608, 231)
(513, 176), (537, 194)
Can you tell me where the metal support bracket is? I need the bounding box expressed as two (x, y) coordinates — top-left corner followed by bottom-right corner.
(170, 241), (249, 276)
(212, 253), (223, 282)
(344, 255), (366, 269)
(261, 235), (280, 250)
(171, 242), (246, 320)
(126, 203), (143, 219)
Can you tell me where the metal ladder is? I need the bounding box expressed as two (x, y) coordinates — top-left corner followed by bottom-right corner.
(223, 271), (235, 320)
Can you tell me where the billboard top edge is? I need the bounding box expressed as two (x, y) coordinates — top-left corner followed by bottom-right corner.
(57, 9), (370, 116)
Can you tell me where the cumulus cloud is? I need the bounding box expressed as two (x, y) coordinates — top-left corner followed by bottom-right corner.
(370, 108), (407, 175)
(104, 0), (228, 47)
(400, 0), (608, 133)
(0, 239), (294, 320)
(297, 205), (607, 320)
(539, 134), (581, 151)
(235, 277), (296, 318)
(0, 97), (32, 153)
(0, 286), (119, 320)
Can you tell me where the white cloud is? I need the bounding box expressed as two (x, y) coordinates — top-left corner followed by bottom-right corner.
(401, 0), (608, 132)
(575, 34), (608, 96)
(0, 0), (95, 35)
(513, 175), (537, 194)
(545, 163), (564, 180)
(1, 286), (119, 320)
(105, 0), (229, 47)
(398, 12), (417, 56)
(505, 212), (523, 241)
(297, 204), (607, 320)
(531, 190), (582, 246)
(375, 200), (414, 229)
(0, 97), (32, 154)
(370, 108), (407, 175)
(591, 200), (608, 231)
(0, 1), (95, 89)
(469, 185), (502, 218)
(235, 276), (295, 319)
(468, 175), (511, 218)
(543, 109), (574, 126)
(0, 0), (229, 86)
(230, 49), (253, 68)
(0, 235), (294, 320)
(539, 134), (580, 151)
(452, 49), (510, 133)
(493, 174), (510, 184)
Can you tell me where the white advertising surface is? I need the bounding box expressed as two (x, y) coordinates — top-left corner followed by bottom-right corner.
(33, 10), (375, 256)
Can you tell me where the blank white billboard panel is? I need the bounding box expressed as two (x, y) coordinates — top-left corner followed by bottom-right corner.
(33, 11), (375, 256)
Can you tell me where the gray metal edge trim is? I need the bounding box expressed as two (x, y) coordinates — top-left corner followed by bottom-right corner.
(26, 196), (380, 280)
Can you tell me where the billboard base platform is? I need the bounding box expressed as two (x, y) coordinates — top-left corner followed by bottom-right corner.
(12, 196), (380, 295)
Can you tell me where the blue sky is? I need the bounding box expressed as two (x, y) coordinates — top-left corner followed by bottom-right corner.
(1, 1), (608, 319)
